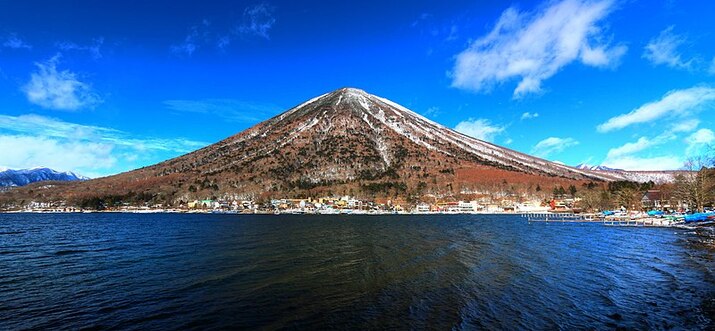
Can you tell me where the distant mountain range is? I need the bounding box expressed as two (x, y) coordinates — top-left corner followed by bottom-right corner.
(0, 167), (88, 187)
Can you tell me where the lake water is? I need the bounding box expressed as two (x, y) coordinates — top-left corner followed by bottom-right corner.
(0, 213), (713, 330)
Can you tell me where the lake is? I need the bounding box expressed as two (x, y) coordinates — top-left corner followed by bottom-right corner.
(0, 213), (713, 330)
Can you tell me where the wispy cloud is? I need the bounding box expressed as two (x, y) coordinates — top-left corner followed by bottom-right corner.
(520, 112), (539, 120)
(597, 86), (715, 132)
(605, 136), (669, 160)
(172, 3), (277, 57)
(454, 118), (506, 142)
(236, 3), (276, 39)
(0, 114), (208, 176)
(2, 33), (32, 50)
(531, 137), (578, 158)
(22, 55), (103, 111)
(0, 114), (207, 153)
(171, 19), (211, 56)
(451, 0), (626, 98)
(671, 118), (700, 133)
(57, 37), (104, 59)
(643, 26), (692, 69)
(163, 98), (282, 123)
(423, 106), (441, 117)
(601, 131), (687, 171)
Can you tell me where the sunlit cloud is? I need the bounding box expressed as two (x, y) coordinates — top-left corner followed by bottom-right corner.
(601, 132), (688, 170)
(0, 114), (208, 176)
(22, 55), (103, 111)
(0, 135), (116, 177)
(454, 118), (506, 142)
(451, 0), (625, 98)
(520, 112), (539, 120)
(685, 128), (715, 156)
(531, 137), (578, 158)
(597, 86), (715, 132)
(643, 26), (692, 69)
(671, 119), (700, 133)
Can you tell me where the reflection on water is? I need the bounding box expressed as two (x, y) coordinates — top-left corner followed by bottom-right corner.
(0, 213), (713, 330)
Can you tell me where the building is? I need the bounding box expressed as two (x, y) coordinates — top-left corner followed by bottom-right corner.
(641, 190), (663, 209)
(415, 203), (430, 213)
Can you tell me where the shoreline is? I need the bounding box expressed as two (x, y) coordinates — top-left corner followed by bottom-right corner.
(0, 209), (545, 215)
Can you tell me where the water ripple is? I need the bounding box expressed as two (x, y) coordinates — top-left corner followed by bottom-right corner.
(0, 213), (713, 330)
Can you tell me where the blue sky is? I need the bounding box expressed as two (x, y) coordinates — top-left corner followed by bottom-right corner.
(1, 0), (714, 177)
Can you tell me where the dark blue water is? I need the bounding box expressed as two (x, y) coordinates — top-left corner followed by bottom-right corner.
(0, 213), (713, 330)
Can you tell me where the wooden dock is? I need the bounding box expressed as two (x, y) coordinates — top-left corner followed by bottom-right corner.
(524, 213), (680, 228)
(523, 213), (598, 223)
(602, 217), (677, 227)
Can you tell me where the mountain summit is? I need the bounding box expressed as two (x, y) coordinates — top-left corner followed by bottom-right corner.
(2, 88), (675, 204)
(153, 87), (618, 191)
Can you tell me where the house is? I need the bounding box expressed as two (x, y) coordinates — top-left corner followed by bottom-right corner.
(415, 203), (430, 213)
(641, 190), (663, 209)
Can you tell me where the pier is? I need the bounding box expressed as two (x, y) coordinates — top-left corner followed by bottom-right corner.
(602, 217), (677, 227)
(523, 213), (597, 223)
(524, 213), (681, 227)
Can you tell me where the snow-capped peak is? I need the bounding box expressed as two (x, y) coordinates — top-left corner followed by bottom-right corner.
(0, 167), (89, 187)
(575, 163), (621, 171)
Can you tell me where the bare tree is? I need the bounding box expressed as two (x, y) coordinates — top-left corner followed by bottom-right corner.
(673, 156), (713, 212)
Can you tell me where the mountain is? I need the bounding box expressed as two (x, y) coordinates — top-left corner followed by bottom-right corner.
(0, 167), (89, 187)
(0, 88), (678, 206)
(575, 164), (622, 171)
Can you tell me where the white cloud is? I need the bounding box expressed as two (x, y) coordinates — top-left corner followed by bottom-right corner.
(3, 34), (32, 50)
(22, 55), (103, 111)
(0, 135), (116, 176)
(605, 137), (656, 159)
(531, 137), (578, 158)
(451, 0), (625, 98)
(643, 26), (692, 69)
(597, 86), (715, 132)
(454, 118), (506, 142)
(671, 118), (700, 133)
(236, 3), (276, 39)
(601, 155), (683, 171)
(685, 128), (715, 156)
(0, 114), (208, 176)
(688, 128), (715, 144)
(602, 133), (683, 170)
(520, 112), (539, 120)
